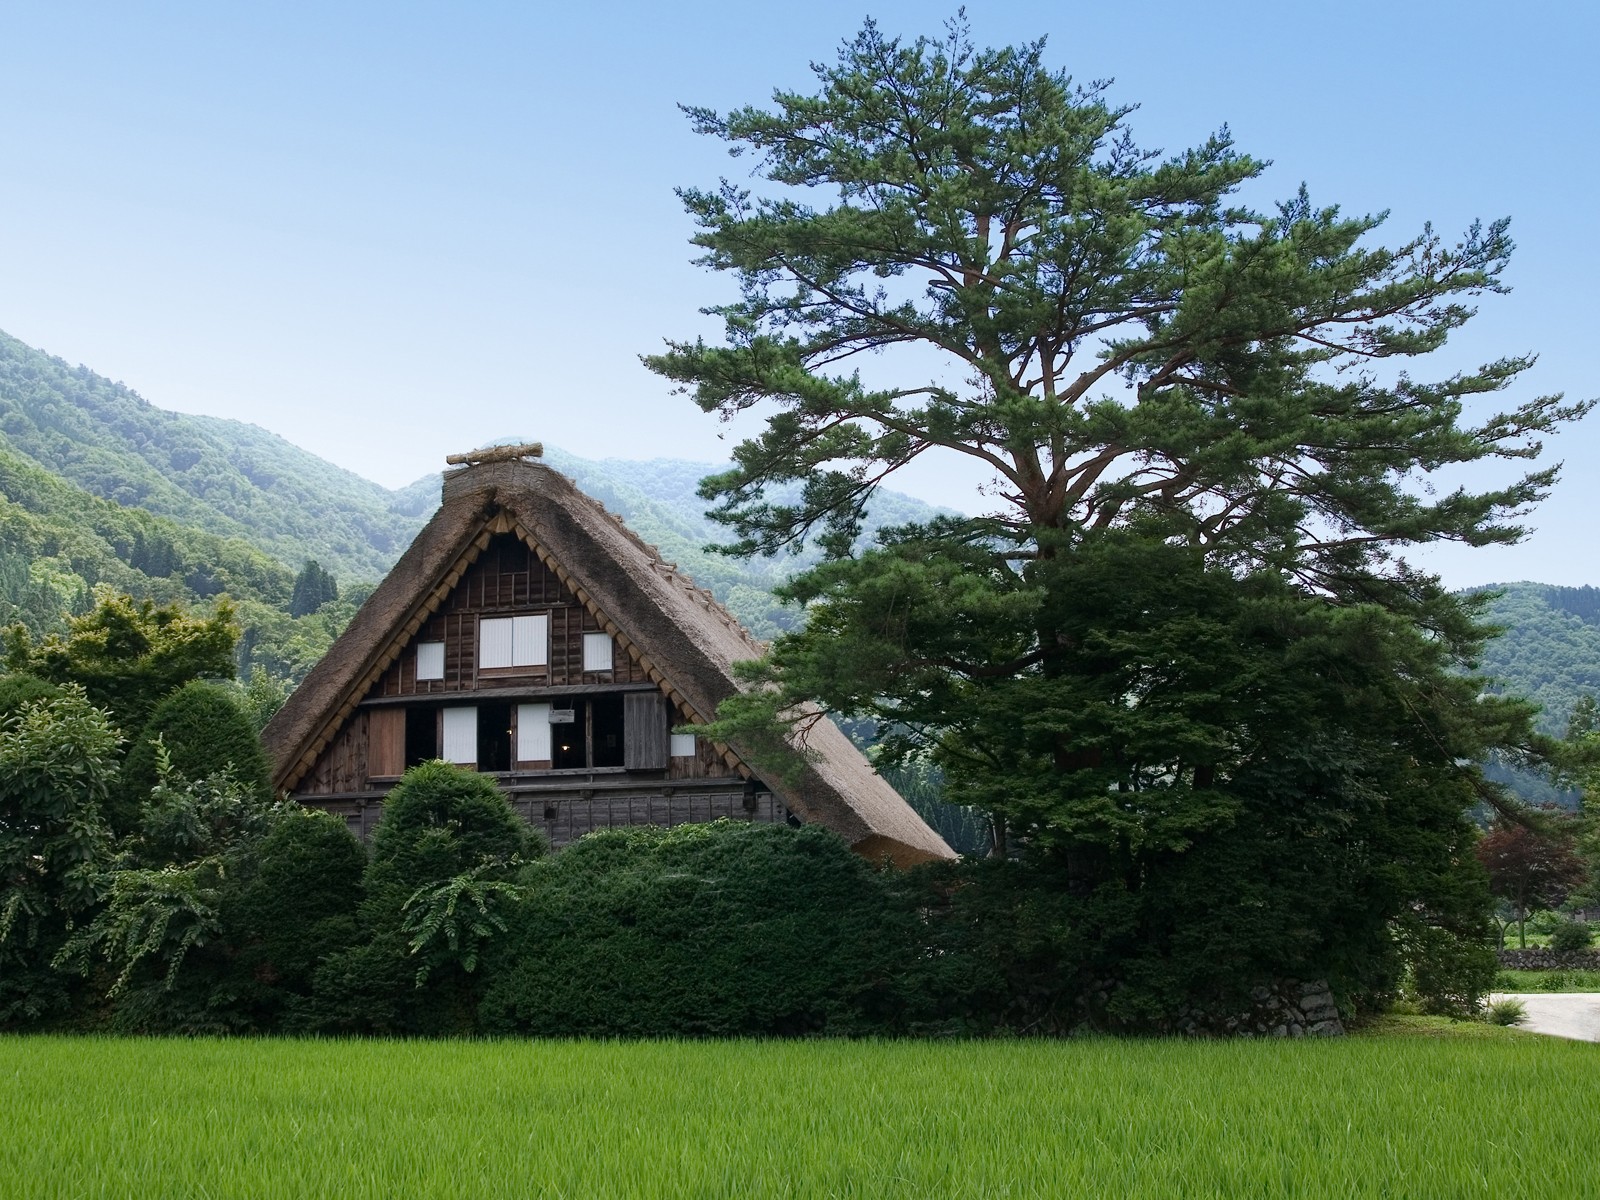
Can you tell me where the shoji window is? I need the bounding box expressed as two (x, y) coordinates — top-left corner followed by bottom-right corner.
(670, 733), (697, 758)
(441, 707), (477, 764)
(479, 615), (548, 668)
(415, 641), (445, 681)
(583, 632), (614, 672)
(516, 702), (552, 762)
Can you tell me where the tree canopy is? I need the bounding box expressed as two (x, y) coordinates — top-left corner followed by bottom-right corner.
(647, 16), (1588, 1012)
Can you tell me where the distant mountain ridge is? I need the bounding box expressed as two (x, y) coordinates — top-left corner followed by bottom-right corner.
(0, 328), (947, 639)
(0, 329), (423, 580)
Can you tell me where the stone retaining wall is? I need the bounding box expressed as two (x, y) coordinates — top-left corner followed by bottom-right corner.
(1495, 948), (1600, 971)
(1171, 979), (1345, 1038)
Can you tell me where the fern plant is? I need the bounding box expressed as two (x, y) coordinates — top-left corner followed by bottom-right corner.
(401, 862), (525, 985)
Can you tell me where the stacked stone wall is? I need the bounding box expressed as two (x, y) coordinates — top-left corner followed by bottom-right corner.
(1495, 948), (1600, 971)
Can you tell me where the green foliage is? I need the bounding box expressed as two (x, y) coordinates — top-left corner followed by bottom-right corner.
(5, 588), (238, 734)
(0, 435), (295, 636)
(306, 762), (536, 1035)
(1484, 996), (1527, 1026)
(1548, 918), (1594, 953)
(480, 821), (911, 1037)
(402, 864), (523, 984)
(289, 560), (339, 617)
(0, 687), (119, 1024)
(0, 673), (62, 718)
(653, 16), (1580, 1018)
(55, 858), (227, 999)
(119, 680), (272, 836)
(1473, 584), (1600, 737)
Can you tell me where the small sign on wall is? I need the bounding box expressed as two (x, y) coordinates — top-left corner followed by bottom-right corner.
(549, 708), (576, 724)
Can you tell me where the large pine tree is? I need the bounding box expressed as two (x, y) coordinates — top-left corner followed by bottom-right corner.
(647, 18), (1592, 1015)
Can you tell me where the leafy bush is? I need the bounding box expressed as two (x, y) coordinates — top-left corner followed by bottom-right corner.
(480, 821), (912, 1037)
(1549, 919), (1595, 953)
(0, 673), (63, 718)
(224, 807), (365, 1023)
(118, 680), (271, 833)
(0, 687), (119, 1026)
(305, 762), (535, 1036)
(1485, 997), (1527, 1026)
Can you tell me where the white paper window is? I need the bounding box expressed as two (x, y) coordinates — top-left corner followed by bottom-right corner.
(480, 615), (548, 668)
(415, 641), (445, 681)
(441, 707), (477, 764)
(583, 632), (614, 672)
(670, 733), (697, 758)
(516, 703), (551, 762)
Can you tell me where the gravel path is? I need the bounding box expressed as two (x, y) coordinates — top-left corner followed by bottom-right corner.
(1491, 992), (1600, 1042)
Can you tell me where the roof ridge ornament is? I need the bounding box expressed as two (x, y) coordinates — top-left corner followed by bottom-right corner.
(445, 442), (544, 467)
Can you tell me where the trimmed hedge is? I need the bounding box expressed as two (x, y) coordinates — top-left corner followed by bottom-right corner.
(118, 680), (271, 833)
(480, 821), (912, 1037)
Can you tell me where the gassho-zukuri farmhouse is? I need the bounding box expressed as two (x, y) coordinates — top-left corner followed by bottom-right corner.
(262, 445), (954, 867)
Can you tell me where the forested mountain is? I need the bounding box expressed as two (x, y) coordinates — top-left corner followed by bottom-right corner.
(1475, 583), (1600, 736)
(0, 330), (421, 580)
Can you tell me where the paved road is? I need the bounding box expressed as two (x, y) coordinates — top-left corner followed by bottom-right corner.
(1491, 992), (1600, 1042)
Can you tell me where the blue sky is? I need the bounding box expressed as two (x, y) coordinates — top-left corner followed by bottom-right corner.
(0, 1), (1594, 587)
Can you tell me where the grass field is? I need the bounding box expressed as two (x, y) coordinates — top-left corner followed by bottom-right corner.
(1, 1025), (1595, 1198)
(1495, 967), (1600, 992)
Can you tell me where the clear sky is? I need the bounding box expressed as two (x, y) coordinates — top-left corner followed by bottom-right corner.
(0, 1), (1594, 587)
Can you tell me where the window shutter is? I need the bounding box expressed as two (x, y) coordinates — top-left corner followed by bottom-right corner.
(479, 618), (514, 669)
(516, 703), (551, 762)
(369, 708), (406, 776)
(513, 615), (548, 666)
(624, 692), (668, 770)
(441, 707), (477, 764)
(583, 632), (614, 672)
(416, 641), (445, 681)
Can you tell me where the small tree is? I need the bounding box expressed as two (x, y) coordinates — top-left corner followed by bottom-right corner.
(3, 588), (238, 734)
(1476, 821), (1586, 947)
(0, 688), (119, 1025)
(118, 679), (273, 836)
(290, 561), (339, 618)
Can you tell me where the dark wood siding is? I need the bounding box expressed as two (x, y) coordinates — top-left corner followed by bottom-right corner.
(370, 533), (650, 698)
(368, 708), (404, 777)
(623, 692), (668, 769)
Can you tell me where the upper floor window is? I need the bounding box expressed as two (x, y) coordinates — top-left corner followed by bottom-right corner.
(416, 641), (445, 681)
(480, 614), (548, 669)
(583, 632), (614, 672)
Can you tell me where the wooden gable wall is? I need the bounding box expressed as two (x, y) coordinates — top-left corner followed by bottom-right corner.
(372, 534), (653, 696)
(293, 532), (742, 797)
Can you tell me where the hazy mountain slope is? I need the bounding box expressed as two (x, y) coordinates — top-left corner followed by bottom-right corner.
(0, 435), (294, 627)
(0, 329), (422, 580)
(1474, 582), (1600, 737)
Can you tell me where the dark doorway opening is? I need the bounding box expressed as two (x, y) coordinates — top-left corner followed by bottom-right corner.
(548, 696), (627, 769)
(405, 705), (439, 768)
(551, 702), (584, 770)
(591, 694), (624, 767)
(477, 701), (512, 772)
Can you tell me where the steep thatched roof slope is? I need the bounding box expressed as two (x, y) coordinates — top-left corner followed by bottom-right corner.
(262, 458), (954, 866)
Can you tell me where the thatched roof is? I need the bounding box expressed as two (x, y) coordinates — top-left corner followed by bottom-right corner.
(262, 458), (955, 866)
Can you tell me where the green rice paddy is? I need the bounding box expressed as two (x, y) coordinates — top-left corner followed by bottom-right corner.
(1, 1026), (1593, 1198)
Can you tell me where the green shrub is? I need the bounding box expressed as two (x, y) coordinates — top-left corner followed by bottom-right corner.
(226, 807), (365, 1020)
(1485, 997), (1527, 1026)
(0, 674), (63, 719)
(118, 680), (271, 834)
(1549, 919), (1595, 954)
(306, 762), (536, 1036)
(479, 821), (912, 1037)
